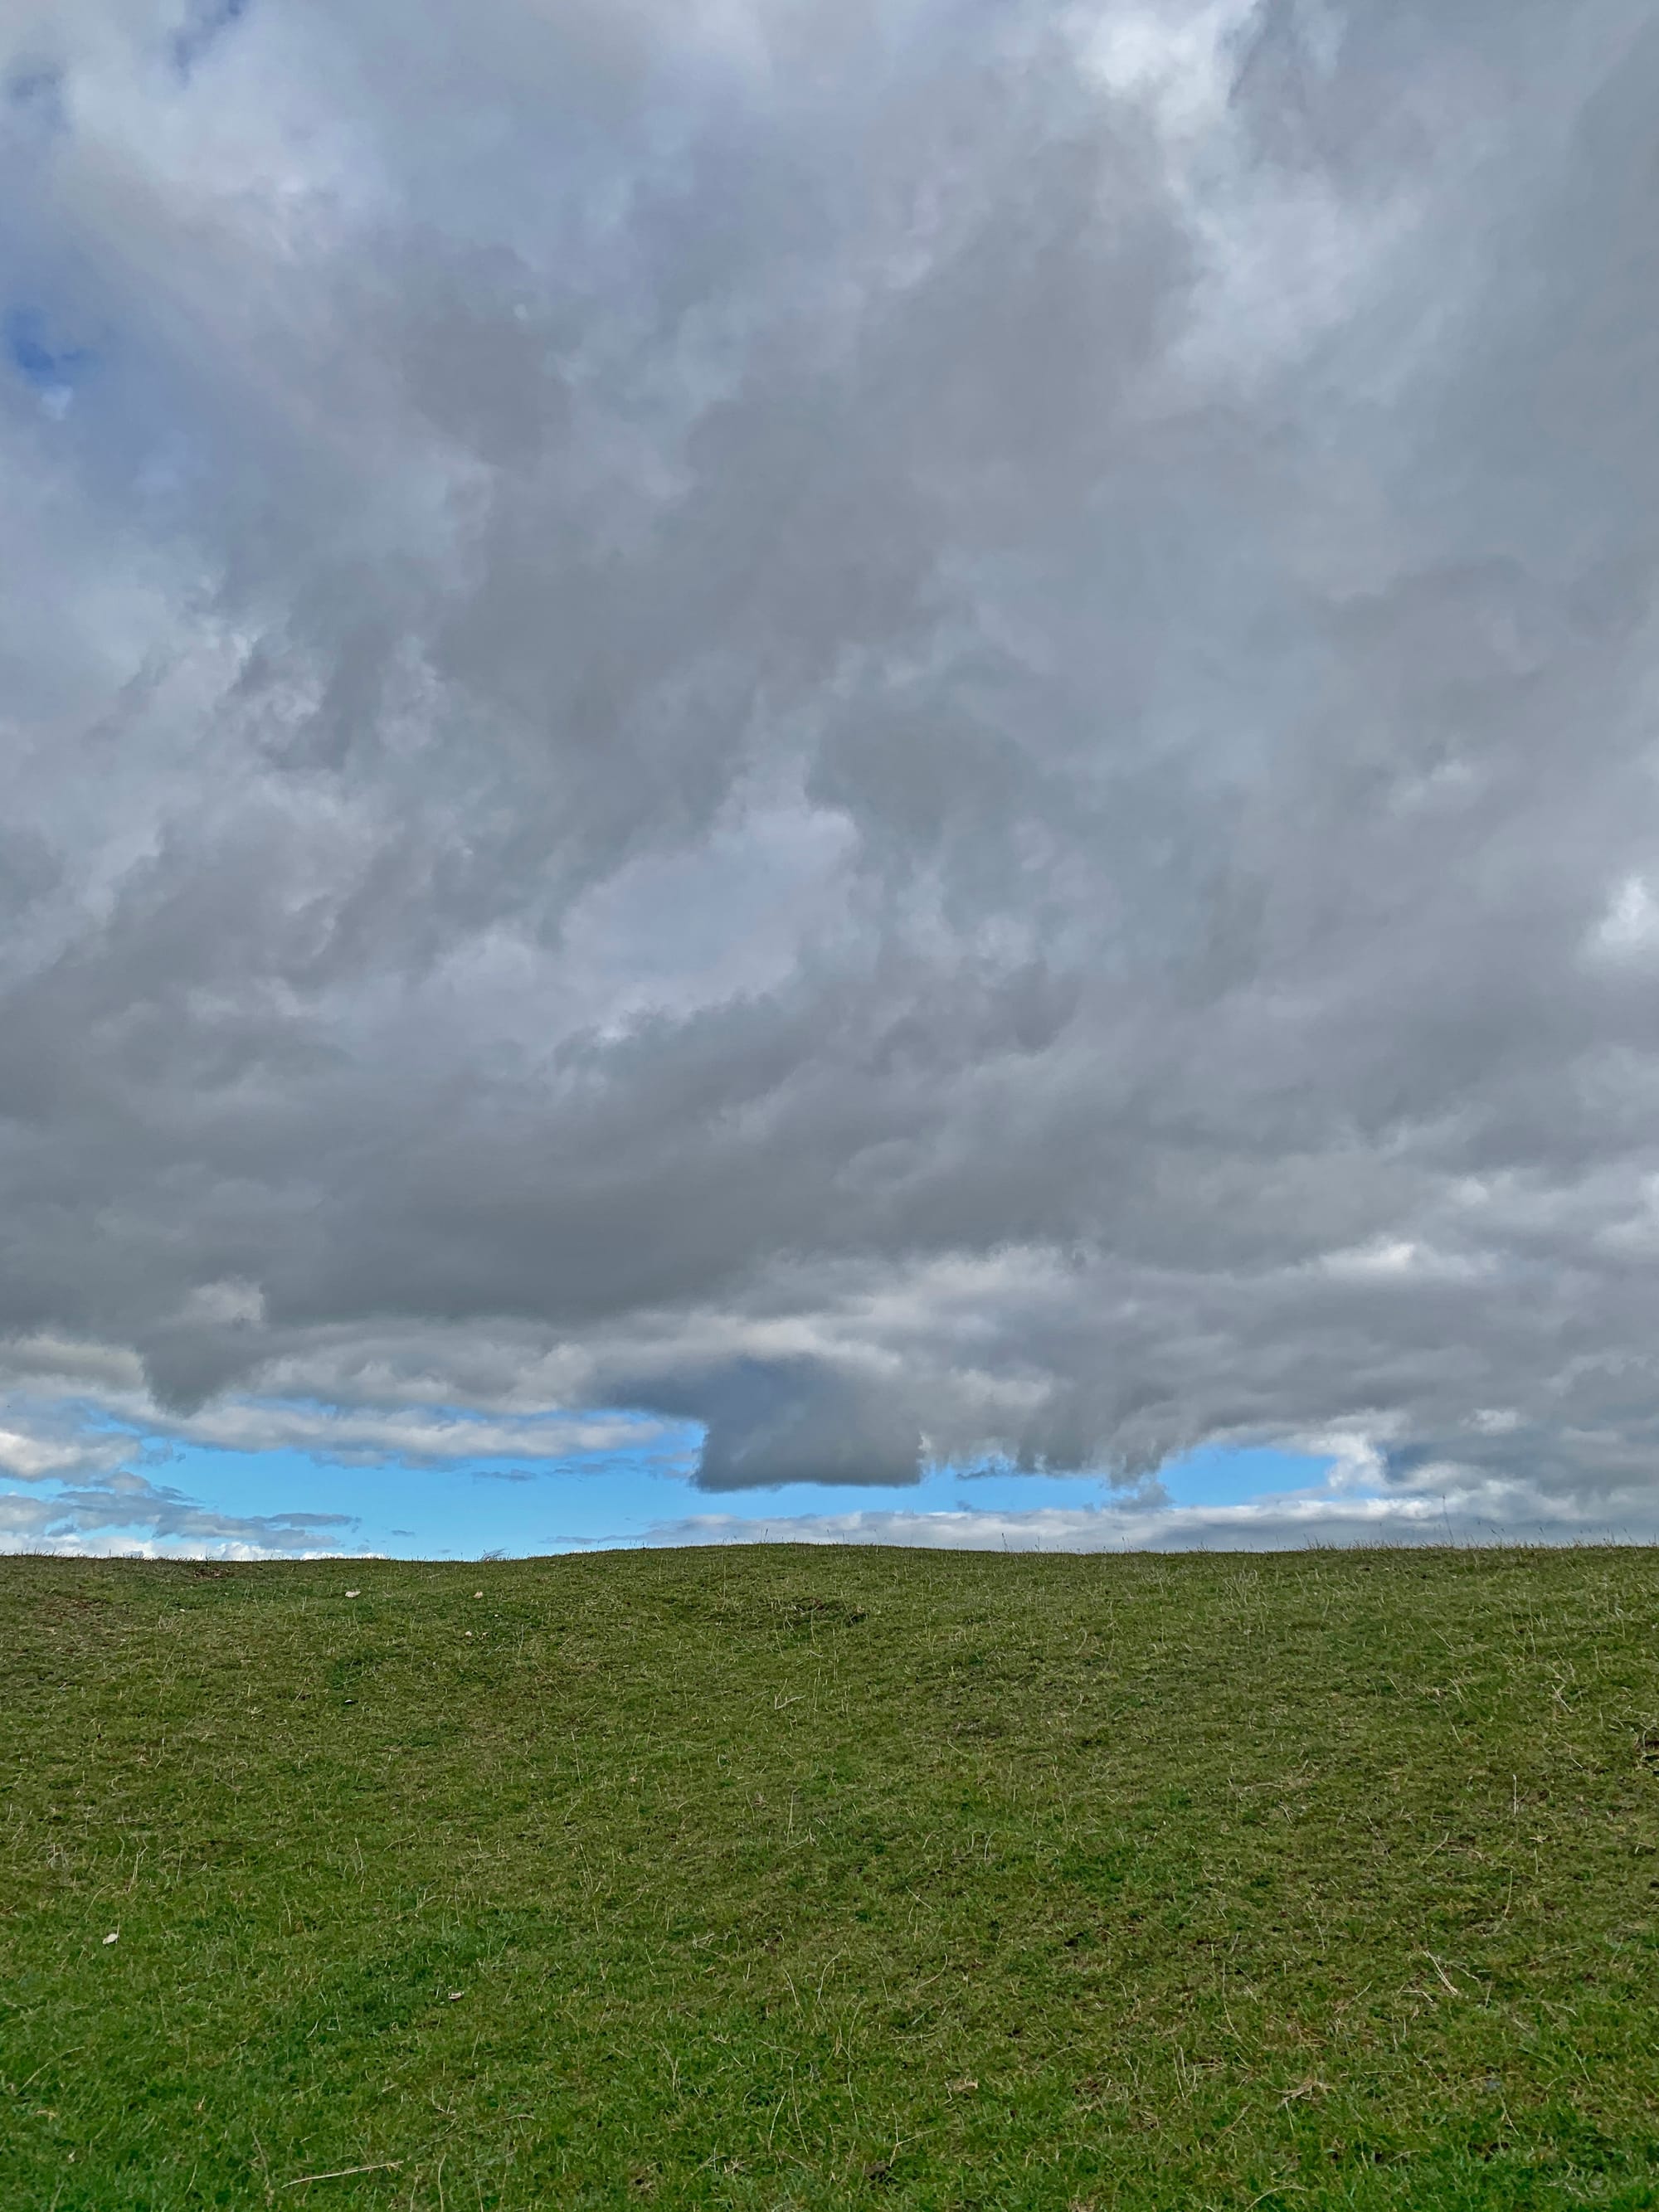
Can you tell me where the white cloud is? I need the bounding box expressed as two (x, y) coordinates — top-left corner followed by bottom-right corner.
(0, 1462), (353, 1557)
(1076, 0), (1261, 135)
(640, 1472), (1659, 1553)
(1593, 873), (1659, 955)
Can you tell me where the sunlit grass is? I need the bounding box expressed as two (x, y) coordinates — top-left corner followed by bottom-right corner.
(3, 1544), (1657, 2208)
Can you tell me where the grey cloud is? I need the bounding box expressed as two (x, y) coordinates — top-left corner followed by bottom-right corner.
(2, 0), (1659, 1520)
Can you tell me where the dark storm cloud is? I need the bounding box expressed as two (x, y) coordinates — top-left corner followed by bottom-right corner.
(3, 0), (1659, 1527)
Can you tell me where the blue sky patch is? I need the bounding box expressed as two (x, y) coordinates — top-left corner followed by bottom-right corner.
(28, 1432), (1337, 1559)
(5, 305), (95, 393)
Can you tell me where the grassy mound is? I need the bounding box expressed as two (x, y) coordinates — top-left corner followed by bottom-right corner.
(3, 1545), (1657, 2210)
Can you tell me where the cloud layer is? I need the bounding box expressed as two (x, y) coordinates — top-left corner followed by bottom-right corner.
(5, 0), (1659, 1544)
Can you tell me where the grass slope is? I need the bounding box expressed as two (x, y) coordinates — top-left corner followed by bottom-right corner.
(2, 1545), (1658, 2210)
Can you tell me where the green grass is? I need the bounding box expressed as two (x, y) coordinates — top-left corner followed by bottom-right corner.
(2, 1547), (1658, 2210)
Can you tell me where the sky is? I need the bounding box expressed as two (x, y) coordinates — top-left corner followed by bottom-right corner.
(4, 0), (1659, 1559)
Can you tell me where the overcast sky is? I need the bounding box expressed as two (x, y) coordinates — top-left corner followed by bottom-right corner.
(4, 0), (1659, 1558)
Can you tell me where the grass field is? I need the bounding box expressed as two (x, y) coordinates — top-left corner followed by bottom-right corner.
(2, 1544), (1657, 2210)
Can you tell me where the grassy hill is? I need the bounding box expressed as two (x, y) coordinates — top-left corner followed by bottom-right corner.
(2, 1544), (1657, 2210)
